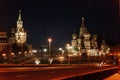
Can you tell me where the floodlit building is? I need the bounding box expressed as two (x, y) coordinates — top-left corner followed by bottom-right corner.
(9, 10), (27, 45)
(8, 10), (30, 56)
(70, 17), (110, 58)
(15, 10), (27, 44)
(8, 28), (16, 44)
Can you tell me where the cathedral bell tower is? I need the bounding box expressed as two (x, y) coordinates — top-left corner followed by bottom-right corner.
(15, 10), (26, 44)
(79, 17), (88, 38)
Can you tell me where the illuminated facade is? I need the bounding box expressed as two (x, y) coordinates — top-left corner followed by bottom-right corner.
(71, 17), (110, 57)
(8, 10), (28, 56)
(0, 30), (9, 54)
(8, 28), (16, 44)
(15, 10), (27, 44)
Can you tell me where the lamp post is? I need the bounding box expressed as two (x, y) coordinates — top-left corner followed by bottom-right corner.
(66, 44), (70, 57)
(48, 38), (52, 57)
(66, 44), (72, 66)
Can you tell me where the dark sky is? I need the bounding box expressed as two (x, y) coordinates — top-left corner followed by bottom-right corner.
(0, 0), (119, 47)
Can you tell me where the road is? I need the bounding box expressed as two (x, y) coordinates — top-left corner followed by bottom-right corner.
(0, 64), (117, 80)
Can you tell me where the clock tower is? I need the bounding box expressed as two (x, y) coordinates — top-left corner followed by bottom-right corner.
(15, 10), (26, 44)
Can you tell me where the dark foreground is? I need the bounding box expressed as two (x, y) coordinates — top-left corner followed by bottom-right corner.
(0, 64), (118, 80)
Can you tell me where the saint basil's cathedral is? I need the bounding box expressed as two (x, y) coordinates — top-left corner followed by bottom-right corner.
(70, 17), (110, 58)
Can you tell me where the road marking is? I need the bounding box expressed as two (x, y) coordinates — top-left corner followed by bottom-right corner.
(16, 74), (27, 77)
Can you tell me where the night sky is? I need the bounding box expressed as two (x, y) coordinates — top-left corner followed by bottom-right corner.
(0, 0), (119, 47)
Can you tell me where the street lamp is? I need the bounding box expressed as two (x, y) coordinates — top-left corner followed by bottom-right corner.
(66, 44), (70, 57)
(2, 53), (7, 63)
(59, 48), (64, 56)
(48, 38), (52, 57)
(66, 44), (72, 66)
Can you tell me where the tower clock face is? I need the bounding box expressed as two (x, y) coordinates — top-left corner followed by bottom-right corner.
(17, 22), (23, 28)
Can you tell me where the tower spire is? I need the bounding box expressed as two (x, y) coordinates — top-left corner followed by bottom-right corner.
(82, 17), (85, 23)
(17, 10), (23, 29)
(81, 17), (85, 28)
(79, 17), (88, 38)
(18, 10), (22, 21)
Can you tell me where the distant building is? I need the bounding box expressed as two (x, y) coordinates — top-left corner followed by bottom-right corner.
(32, 44), (48, 56)
(15, 10), (27, 44)
(110, 45), (120, 56)
(9, 10), (27, 45)
(70, 17), (110, 57)
(0, 30), (9, 55)
(8, 10), (29, 55)
(8, 28), (16, 44)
